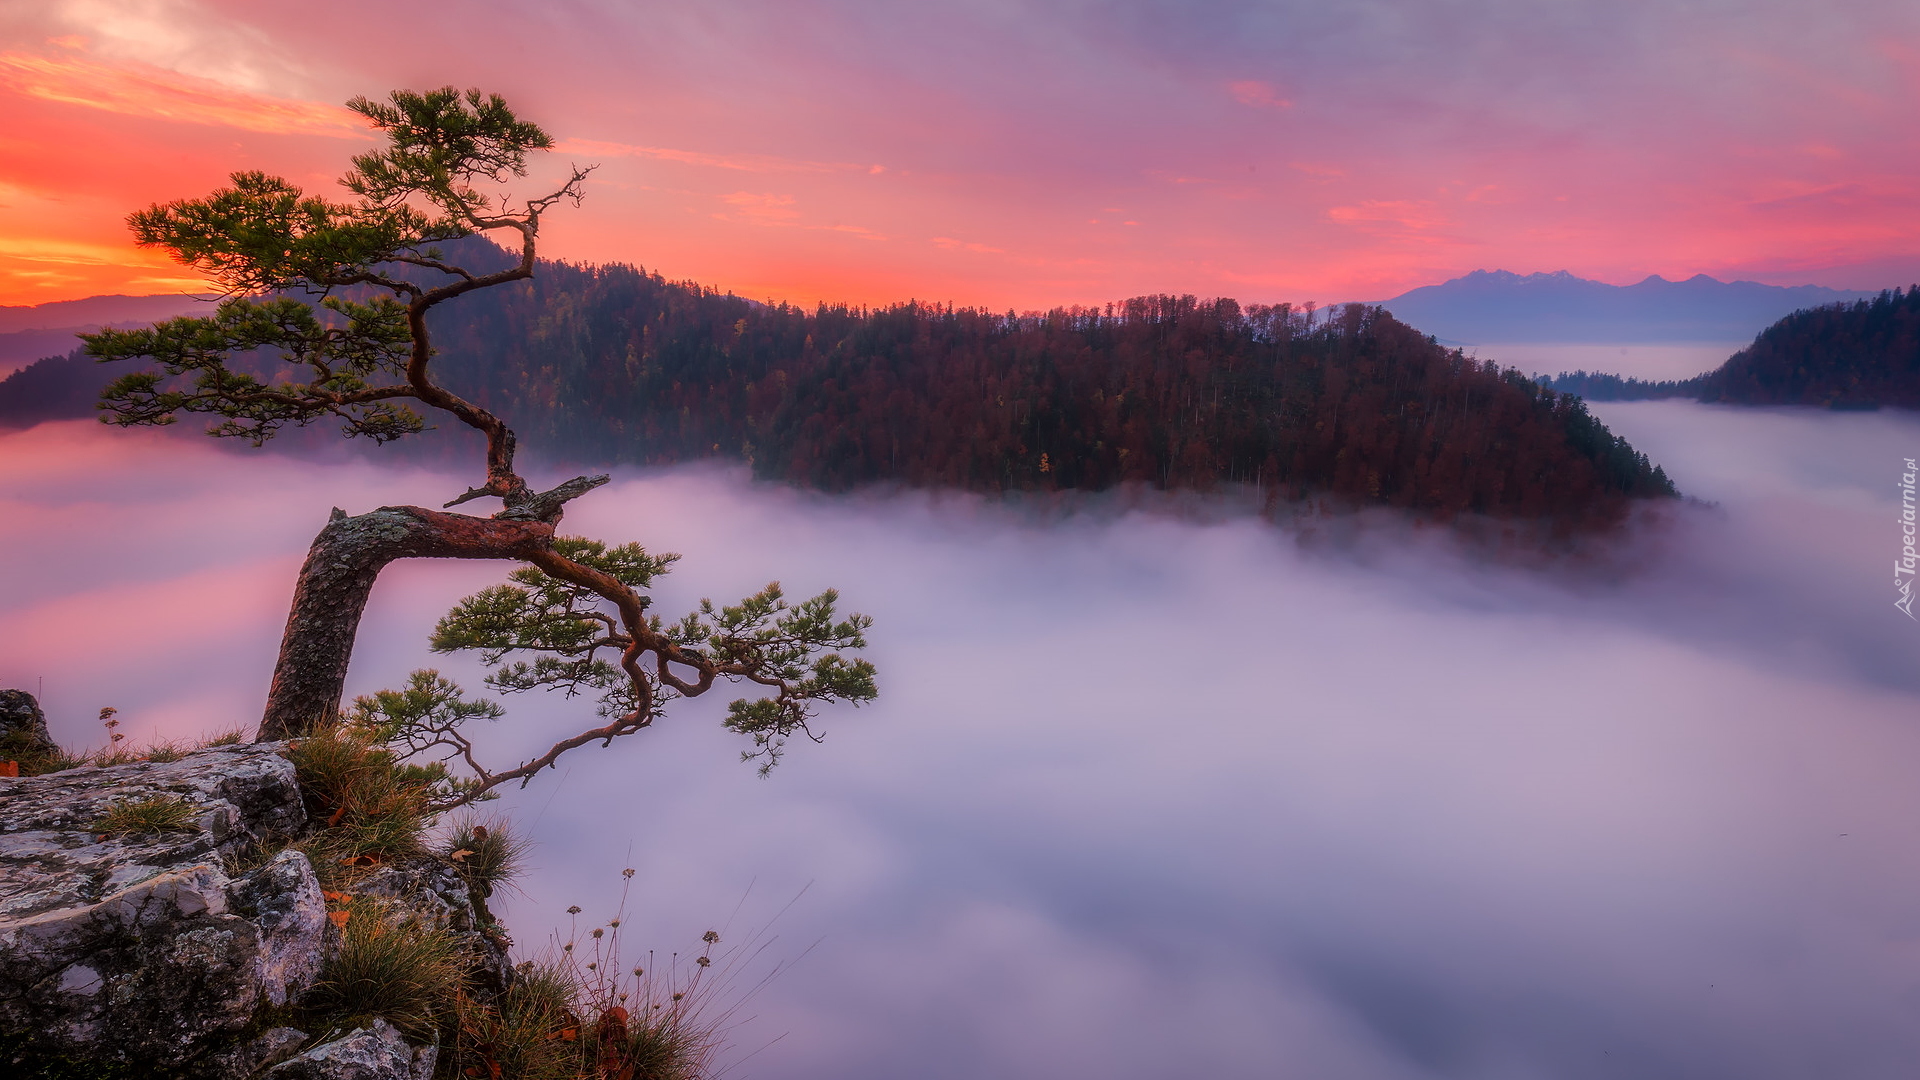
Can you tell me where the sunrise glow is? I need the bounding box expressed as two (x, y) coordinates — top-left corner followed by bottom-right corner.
(2, 2), (1915, 308)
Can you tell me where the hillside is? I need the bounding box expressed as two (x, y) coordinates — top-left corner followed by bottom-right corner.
(1538, 286), (1920, 407)
(0, 294), (212, 374)
(0, 252), (1677, 526)
(1382, 269), (1868, 344)
(1693, 287), (1920, 407)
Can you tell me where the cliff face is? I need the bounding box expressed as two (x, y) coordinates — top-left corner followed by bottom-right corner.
(0, 733), (485, 1079)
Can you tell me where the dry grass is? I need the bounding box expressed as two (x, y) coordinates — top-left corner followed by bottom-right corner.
(0, 728), (84, 777)
(92, 794), (199, 835)
(285, 725), (434, 886)
(441, 815), (532, 897)
(275, 722), (748, 1079)
(8, 726), (255, 776)
(306, 896), (466, 1040)
(439, 872), (751, 1080)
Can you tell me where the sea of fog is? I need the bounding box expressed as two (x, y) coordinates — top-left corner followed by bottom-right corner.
(1480, 342), (1748, 383)
(3, 402), (1918, 1080)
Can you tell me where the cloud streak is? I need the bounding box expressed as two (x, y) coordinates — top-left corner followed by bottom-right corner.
(0, 52), (367, 136)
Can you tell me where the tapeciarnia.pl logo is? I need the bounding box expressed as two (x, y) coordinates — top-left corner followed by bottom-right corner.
(1899, 457), (1918, 619)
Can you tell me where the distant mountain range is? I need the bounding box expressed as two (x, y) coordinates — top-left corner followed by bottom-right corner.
(1379, 270), (1873, 344)
(0, 294), (211, 373)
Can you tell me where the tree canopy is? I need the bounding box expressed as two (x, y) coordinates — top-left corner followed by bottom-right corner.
(81, 87), (876, 802)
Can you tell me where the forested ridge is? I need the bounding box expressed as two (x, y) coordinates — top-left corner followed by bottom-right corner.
(1541, 286), (1920, 407)
(2, 248), (1677, 525)
(1694, 286), (1920, 407)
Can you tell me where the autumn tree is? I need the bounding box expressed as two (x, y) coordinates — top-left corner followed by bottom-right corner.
(84, 88), (875, 802)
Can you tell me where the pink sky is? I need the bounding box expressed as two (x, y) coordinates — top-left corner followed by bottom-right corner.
(2, 0), (1916, 308)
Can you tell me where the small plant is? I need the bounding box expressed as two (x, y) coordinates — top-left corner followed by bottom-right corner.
(305, 896), (465, 1039)
(442, 816), (531, 898)
(285, 723), (437, 884)
(0, 728), (83, 777)
(138, 739), (189, 764)
(2, 713), (252, 778)
(441, 871), (749, 1080)
(451, 961), (582, 1080)
(92, 794), (199, 835)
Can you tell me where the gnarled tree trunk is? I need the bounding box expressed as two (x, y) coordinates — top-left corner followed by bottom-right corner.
(257, 505), (557, 740)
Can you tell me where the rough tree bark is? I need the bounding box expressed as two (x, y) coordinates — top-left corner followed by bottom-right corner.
(258, 507), (551, 740)
(256, 476), (606, 741)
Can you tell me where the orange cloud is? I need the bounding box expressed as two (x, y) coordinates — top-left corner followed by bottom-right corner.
(0, 52), (367, 137)
(0, 234), (199, 301)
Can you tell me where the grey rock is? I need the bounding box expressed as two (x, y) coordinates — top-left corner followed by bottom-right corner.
(410, 1041), (438, 1080)
(355, 857), (514, 995)
(190, 1026), (311, 1080)
(264, 1019), (424, 1080)
(0, 743), (325, 1067)
(354, 859), (475, 931)
(0, 689), (56, 761)
(229, 850), (328, 1005)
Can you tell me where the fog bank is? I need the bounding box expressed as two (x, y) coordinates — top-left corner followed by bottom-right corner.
(2, 402), (1917, 1079)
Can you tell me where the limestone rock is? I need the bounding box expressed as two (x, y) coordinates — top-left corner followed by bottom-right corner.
(263, 1019), (434, 1080)
(353, 856), (514, 996)
(0, 743), (324, 1068)
(0, 689), (57, 763)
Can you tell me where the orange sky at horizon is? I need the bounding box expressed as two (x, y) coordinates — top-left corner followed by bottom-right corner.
(2, 0), (1917, 310)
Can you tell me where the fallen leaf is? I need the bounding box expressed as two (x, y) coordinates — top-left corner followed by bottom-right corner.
(450, 848), (475, 862)
(321, 890), (351, 904)
(328, 910), (350, 930)
(0, 761), (18, 778)
(340, 854), (379, 867)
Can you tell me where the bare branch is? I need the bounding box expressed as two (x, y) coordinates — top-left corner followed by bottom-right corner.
(387, 255), (476, 281)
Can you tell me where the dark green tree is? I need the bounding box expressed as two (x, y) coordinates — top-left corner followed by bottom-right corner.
(84, 88), (875, 802)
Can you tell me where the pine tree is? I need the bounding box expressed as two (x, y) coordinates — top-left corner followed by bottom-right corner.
(84, 88), (874, 801)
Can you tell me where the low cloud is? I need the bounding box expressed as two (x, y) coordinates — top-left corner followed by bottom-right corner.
(3, 403), (1918, 1078)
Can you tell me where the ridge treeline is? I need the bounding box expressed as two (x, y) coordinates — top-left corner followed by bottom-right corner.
(1540, 285), (1920, 407)
(419, 256), (1674, 525)
(0, 258), (1680, 528)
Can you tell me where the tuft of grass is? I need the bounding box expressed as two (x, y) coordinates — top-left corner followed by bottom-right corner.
(86, 746), (148, 768)
(445, 954), (718, 1080)
(138, 739), (189, 764)
(441, 816), (531, 897)
(451, 961), (583, 1080)
(285, 725), (433, 885)
(221, 834), (295, 878)
(304, 896), (466, 1039)
(0, 727), (85, 776)
(59, 729), (240, 771)
(92, 794), (199, 835)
